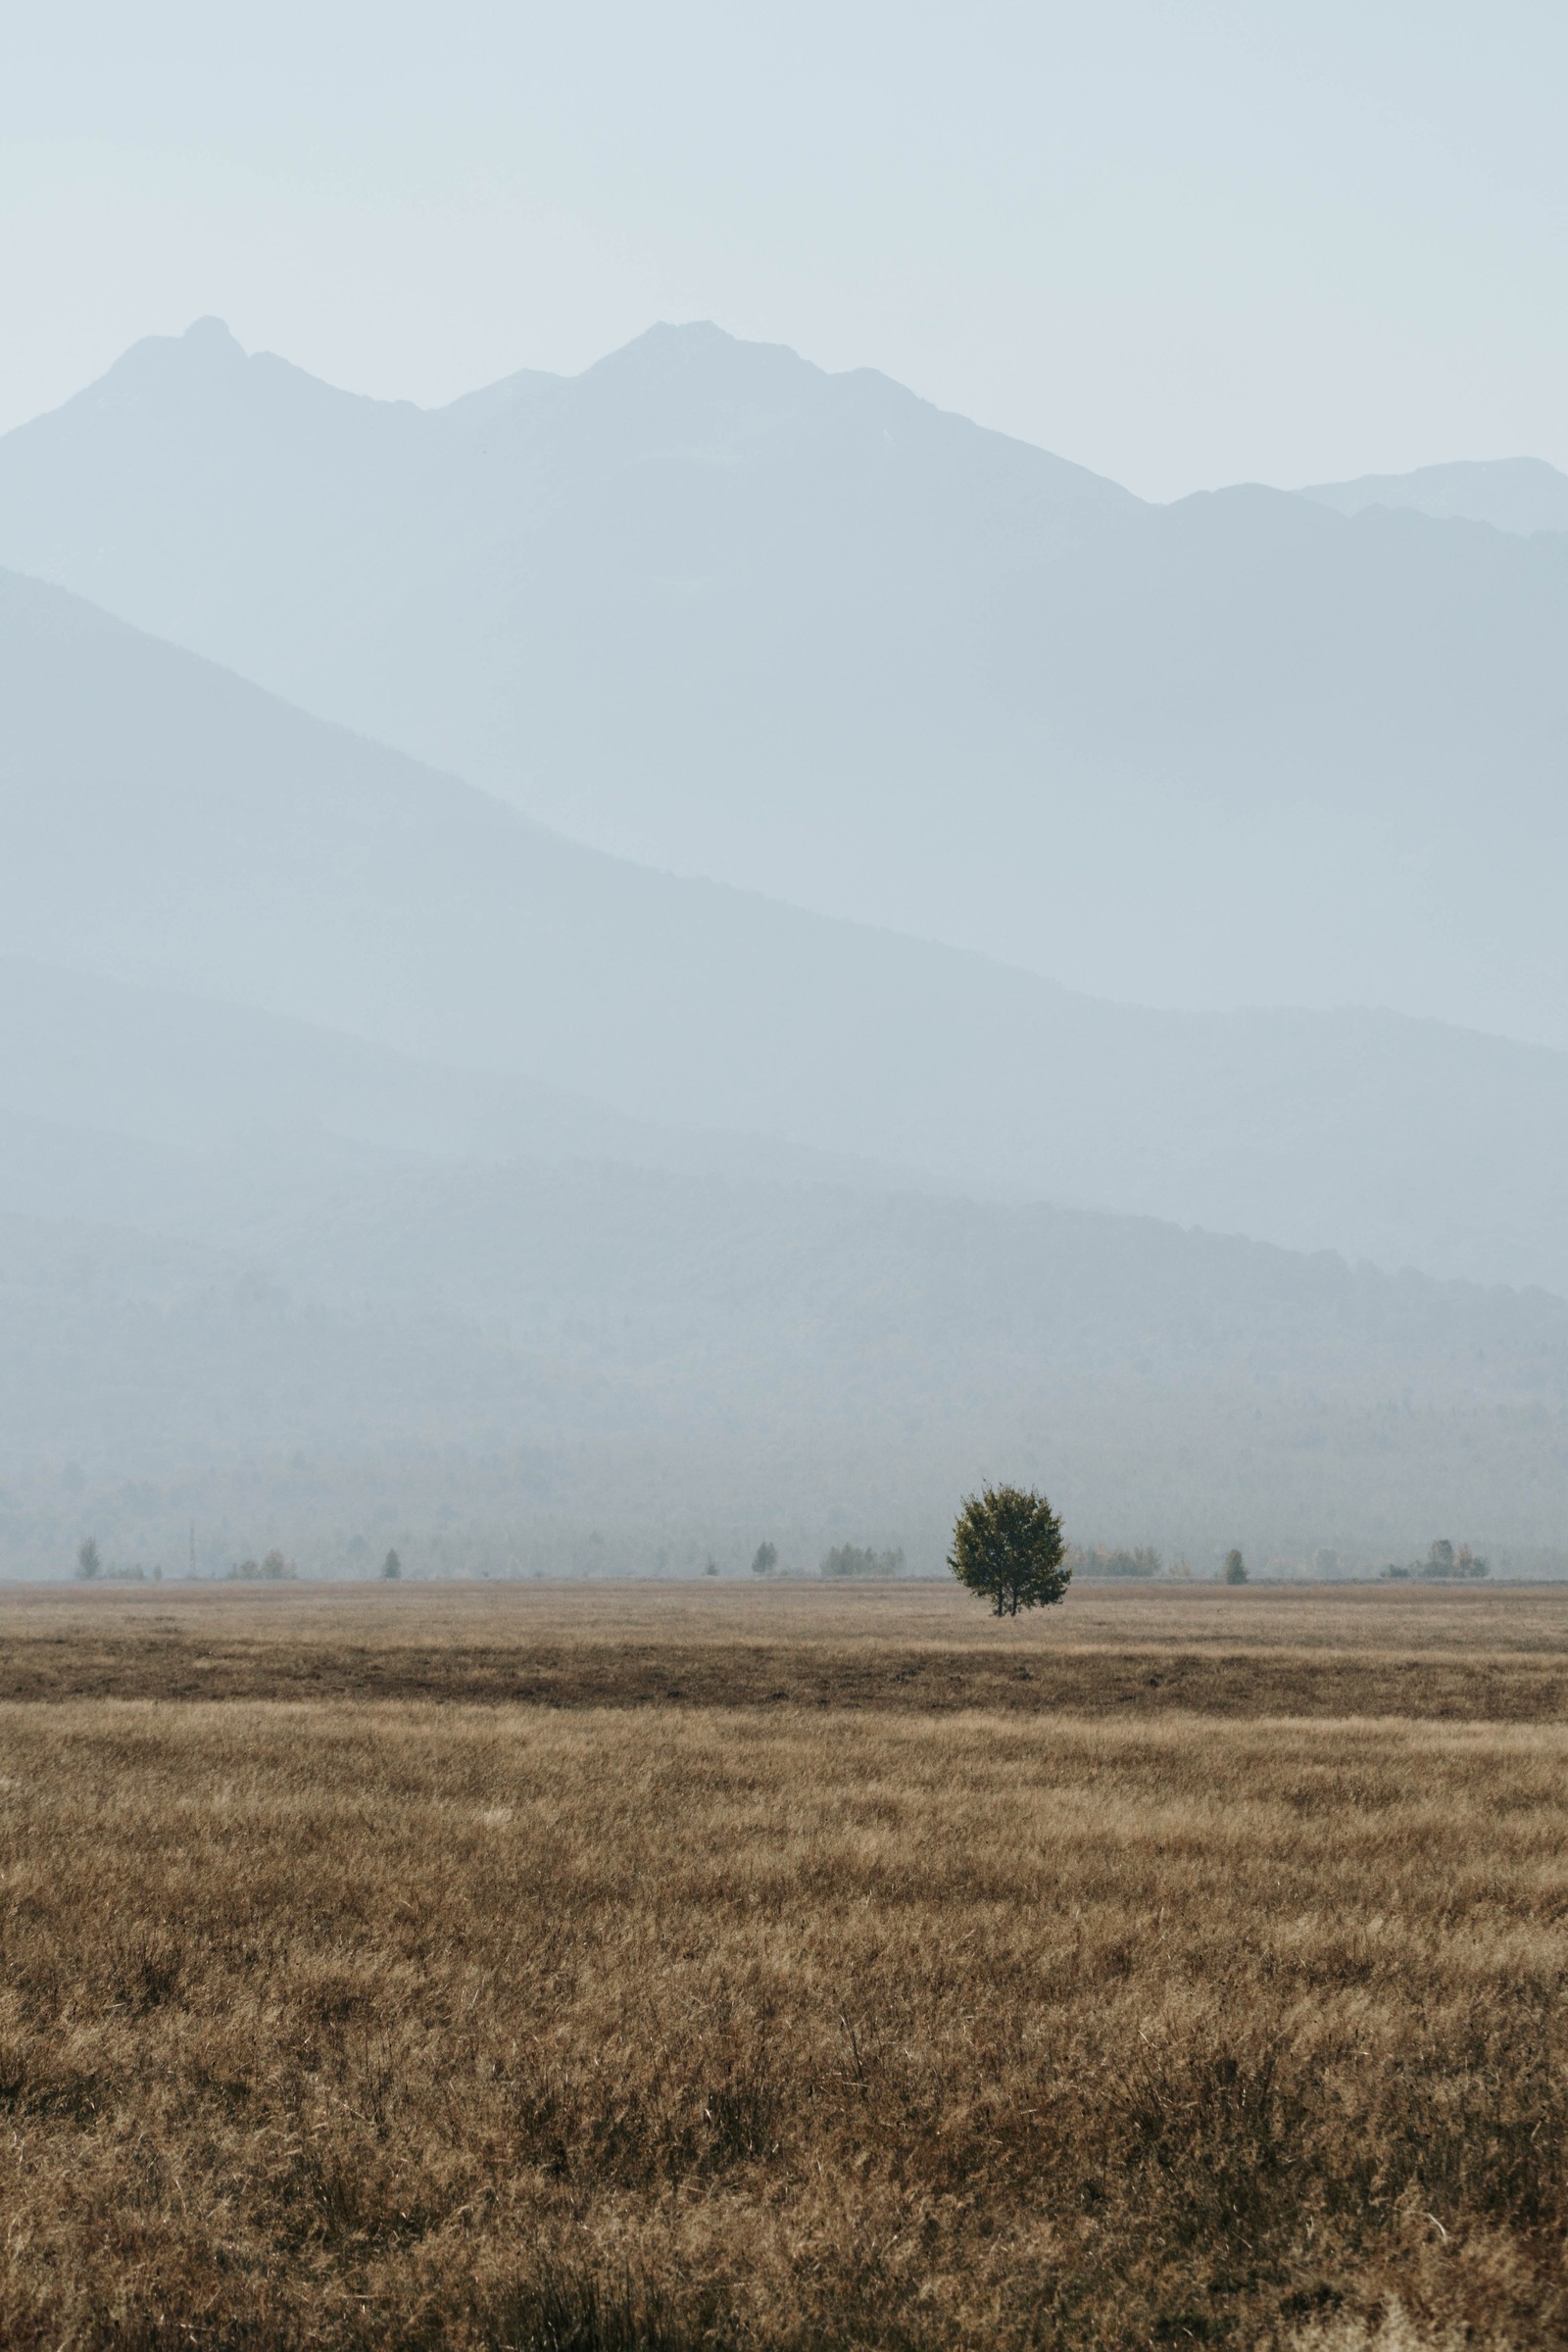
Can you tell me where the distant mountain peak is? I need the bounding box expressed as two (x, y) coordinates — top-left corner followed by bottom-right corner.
(641, 318), (733, 344)
(182, 316), (242, 352)
(581, 318), (819, 393)
(87, 316), (250, 398)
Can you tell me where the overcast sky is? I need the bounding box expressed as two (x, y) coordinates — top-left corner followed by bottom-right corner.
(5, 0), (1566, 500)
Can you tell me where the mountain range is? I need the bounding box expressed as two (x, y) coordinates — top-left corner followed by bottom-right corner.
(7, 564), (1568, 1298)
(1302, 456), (1568, 536)
(1, 324), (1565, 1572)
(3, 319), (1568, 1042)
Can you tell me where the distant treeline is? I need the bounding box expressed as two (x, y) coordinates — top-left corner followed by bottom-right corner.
(1068, 1544), (1164, 1580)
(820, 1544), (906, 1579)
(1383, 1541), (1489, 1582)
(38, 1511), (1555, 1588)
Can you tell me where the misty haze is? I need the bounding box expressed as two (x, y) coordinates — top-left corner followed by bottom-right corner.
(4, 316), (1568, 1583)
(5, 6), (1568, 2345)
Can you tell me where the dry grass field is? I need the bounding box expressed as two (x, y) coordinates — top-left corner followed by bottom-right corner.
(0, 1581), (1565, 2348)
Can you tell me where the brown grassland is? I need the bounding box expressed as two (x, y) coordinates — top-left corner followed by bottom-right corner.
(0, 1580), (1565, 2348)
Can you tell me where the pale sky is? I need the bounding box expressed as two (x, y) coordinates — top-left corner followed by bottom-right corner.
(4, 0), (1566, 501)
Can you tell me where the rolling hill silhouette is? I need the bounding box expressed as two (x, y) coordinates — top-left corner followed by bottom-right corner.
(6, 564), (1568, 1299)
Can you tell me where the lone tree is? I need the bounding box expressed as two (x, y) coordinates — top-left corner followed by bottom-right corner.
(381, 1548), (402, 1581)
(949, 1485), (1069, 1618)
(1222, 1548), (1248, 1585)
(751, 1542), (778, 1577)
(75, 1537), (101, 1582)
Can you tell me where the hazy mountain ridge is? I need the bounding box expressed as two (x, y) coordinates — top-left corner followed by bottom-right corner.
(6, 566), (1568, 1299)
(0, 956), (914, 1193)
(5, 321), (1568, 1037)
(4, 341), (1566, 1566)
(1301, 456), (1568, 537)
(0, 317), (1130, 720)
(9, 571), (1568, 1298)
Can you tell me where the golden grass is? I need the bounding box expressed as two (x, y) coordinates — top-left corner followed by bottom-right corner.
(4, 1578), (1568, 1716)
(0, 1585), (1564, 2346)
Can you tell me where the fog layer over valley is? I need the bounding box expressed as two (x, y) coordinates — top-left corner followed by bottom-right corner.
(2, 328), (1566, 1577)
(5, 1160), (1568, 1581)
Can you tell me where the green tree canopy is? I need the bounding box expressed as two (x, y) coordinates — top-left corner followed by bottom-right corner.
(948, 1485), (1069, 1618)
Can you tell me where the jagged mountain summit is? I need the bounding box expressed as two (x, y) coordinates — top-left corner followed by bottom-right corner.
(6, 321), (1568, 1042)
(0, 314), (1126, 676)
